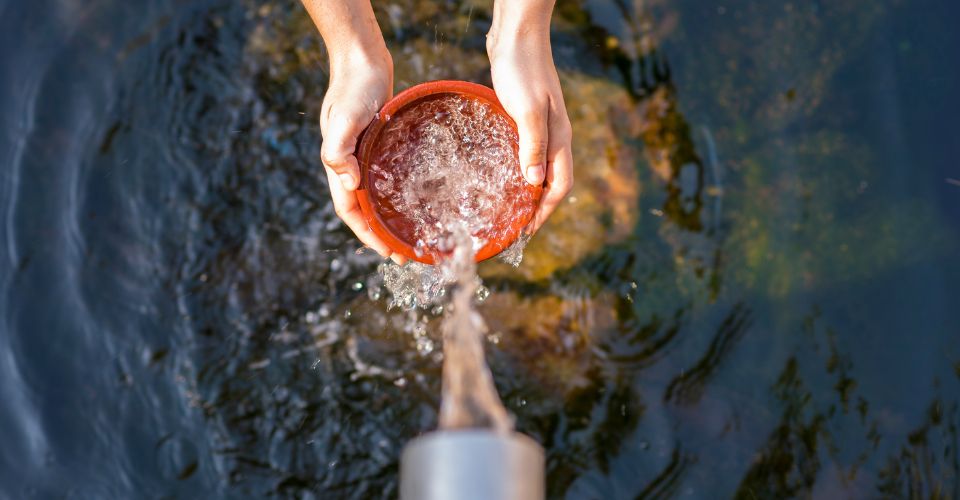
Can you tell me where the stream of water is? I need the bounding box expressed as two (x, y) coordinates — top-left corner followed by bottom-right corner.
(435, 227), (513, 434)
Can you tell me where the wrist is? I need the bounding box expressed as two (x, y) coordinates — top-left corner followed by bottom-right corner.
(306, 0), (391, 78)
(329, 42), (392, 80)
(487, 1), (554, 58)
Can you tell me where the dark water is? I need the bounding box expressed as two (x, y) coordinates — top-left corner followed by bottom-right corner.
(2, 0), (959, 498)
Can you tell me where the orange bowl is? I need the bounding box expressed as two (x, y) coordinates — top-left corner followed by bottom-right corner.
(355, 80), (541, 265)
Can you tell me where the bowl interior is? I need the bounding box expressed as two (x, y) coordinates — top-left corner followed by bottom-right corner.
(356, 82), (541, 265)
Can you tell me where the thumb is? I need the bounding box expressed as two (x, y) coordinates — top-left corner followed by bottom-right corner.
(515, 108), (548, 185)
(320, 119), (364, 191)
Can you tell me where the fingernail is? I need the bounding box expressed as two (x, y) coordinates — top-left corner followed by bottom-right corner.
(339, 173), (357, 190)
(525, 164), (545, 185)
(389, 254), (405, 265)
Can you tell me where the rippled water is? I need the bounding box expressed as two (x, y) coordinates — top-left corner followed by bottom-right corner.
(2, 0), (959, 498)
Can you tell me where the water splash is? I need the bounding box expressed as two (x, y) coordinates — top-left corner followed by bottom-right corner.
(496, 232), (531, 268)
(379, 260), (450, 309)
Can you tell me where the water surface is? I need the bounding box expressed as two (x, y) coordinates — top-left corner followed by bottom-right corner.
(1, 0), (959, 497)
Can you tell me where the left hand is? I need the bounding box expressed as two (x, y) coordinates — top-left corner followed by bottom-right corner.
(487, 20), (574, 234)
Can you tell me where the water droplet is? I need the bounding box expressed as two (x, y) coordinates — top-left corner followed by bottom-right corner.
(351, 282), (364, 291)
(305, 311), (318, 324)
(416, 337), (434, 355)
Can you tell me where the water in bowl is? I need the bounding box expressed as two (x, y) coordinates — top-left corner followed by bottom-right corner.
(368, 93), (536, 260)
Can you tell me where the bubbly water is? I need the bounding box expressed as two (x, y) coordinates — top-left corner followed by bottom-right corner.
(368, 94), (536, 260)
(372, 94), (530, 432)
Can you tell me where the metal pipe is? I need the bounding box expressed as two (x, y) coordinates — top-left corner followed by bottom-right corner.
(400, 430), (545, 500)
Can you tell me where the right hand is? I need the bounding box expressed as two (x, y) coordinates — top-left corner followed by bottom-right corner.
(486, 0), (573, 235)
(319, 49), (406, 263)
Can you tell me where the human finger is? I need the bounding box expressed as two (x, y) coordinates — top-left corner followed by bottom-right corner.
(511, 101), (549, 186)
(320, 116), (365, 191)
(526, 120), (573, 234)
(324, 165), (392, 258)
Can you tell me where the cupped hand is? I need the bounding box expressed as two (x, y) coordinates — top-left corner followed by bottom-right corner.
(488, 28), (574, 234)
(319, 51), (406, 264)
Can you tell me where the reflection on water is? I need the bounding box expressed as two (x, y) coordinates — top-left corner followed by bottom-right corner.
(1, 0), (959, 497)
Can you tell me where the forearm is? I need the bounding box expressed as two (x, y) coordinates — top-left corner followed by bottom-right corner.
(301, 0), (391, 74)
(488, 0), (555, 54)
